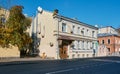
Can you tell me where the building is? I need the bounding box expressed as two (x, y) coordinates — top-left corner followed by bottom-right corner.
(98, 26), (118, 35)
(0, 8), (20, 58)
(97, 27), (120, 56)
(97, 44), (109, 56)
(0, 8), (9, 24)
(30, 9), (98, 59)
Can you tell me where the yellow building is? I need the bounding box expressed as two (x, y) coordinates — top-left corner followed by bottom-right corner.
(0, 8), (9, 20)
(30, 8), (98, 59)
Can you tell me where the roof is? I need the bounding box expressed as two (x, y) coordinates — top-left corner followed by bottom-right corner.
(43, 9), (98, 30)
(99, 26), (114, 29)
(54, 15), (98, 30)
(97, 33), (119, 37)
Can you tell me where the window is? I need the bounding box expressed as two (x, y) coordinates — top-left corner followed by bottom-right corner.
(87, 54), (89, 57)
(72, 54), (75, 58)
(82, 54), (85, 57)
(62, 23), (67, 32)
(87, 29), (89, 36)
(86, 42), (88, 49)
(82, 41), (84, 49)
(72, 25), (75, 34)
(78, 41), (80, 49)
(81, 31), (84, 35)
(92, 42), (94, 49)
(108, 48), (110, 53)
(77, 54), (80, 58)
(81, 28), (84, 35)
(98, 40), (99, 44)
(102, 40), (104, 44)
(77, 27), (80, 34)
(108, 39), (110, 44)
(92, 31), (95, 37)
(88, 42), (90, 49)
(73, 41), (77, 49)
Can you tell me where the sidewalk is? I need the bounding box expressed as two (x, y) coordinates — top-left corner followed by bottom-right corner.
(0, 57), (54, 66)
(0, 57), (42, 62)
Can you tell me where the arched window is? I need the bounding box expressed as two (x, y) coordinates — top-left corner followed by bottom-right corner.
(108, 39), (110, 44)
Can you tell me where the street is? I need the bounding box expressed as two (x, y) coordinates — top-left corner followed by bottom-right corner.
(0, 56), (120, 74)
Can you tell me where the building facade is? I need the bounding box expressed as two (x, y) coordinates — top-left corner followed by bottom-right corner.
(98, 26), (118, 35)
(30, 9), (98, 59)
(98, 33), (120, 56)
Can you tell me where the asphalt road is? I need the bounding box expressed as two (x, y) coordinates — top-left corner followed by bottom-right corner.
(0, 56), (120, 74)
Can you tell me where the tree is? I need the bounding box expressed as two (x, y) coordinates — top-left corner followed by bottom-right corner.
(0, 6), (32, 57)
(0, 8), (6, 47)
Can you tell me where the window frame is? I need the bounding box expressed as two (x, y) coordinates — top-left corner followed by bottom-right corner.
(108, 39), (110, 44)
(102, 40), (104, 44)
(62, 23), (67, 32)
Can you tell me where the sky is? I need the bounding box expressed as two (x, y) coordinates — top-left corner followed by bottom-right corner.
(1, 0), (120, 28)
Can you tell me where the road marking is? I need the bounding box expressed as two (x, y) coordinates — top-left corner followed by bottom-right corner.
(46, 69), (73, 74)
(92, 59), (120, 63)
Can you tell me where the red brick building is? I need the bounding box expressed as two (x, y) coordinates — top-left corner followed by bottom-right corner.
(98, 33), (120, 55)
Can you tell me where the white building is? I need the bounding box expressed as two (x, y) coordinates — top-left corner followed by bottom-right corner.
(98, 26), (118, 35)
(29, 8), (98, 59)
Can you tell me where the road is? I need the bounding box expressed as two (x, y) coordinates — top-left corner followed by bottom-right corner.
(0, 56), (120, 74)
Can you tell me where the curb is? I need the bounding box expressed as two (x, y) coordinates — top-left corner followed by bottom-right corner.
(0, 60), (41, 66)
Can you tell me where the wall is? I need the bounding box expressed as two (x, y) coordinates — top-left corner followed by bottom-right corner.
(0, 8), (9, 19)
(115, 36), (120, 53)
(33, 10), (58, 59)
(0, 46), (20, 58)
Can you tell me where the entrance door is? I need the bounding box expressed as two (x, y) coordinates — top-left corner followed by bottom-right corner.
(59, 45), (68, 59)
(59, 40), (72, 59)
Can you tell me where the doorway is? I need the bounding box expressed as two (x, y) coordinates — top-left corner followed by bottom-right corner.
(59, 40), (72, 59)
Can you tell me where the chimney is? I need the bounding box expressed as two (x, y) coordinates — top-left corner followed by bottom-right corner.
(53, 9), (58, 16)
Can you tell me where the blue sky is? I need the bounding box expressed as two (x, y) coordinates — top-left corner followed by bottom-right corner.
(1, 0), (120, 28)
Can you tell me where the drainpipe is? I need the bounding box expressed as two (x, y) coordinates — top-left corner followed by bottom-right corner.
(57, 16), (62, 59)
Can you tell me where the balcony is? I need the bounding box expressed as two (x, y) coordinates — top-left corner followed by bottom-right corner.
(54, 31), (97, 41)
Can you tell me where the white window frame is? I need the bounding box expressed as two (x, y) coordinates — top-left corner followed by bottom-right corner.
(72, 25), (75, 34)
(77, 27), (80, 35)
(62, 23), (67, 32)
